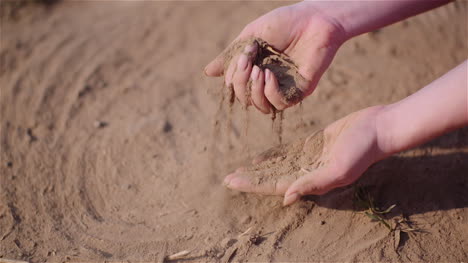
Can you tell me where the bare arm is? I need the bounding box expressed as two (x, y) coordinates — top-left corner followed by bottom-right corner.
(309, 0), (453, 40)
(377, 60), (468, 157)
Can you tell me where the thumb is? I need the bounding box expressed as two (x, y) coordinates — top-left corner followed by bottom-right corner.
(283, 166), (342, 206)
(204, 29), (255, 77)
(204, 54), (225, 77)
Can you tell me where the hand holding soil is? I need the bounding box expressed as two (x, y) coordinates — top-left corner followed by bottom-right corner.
(204, 2), (345, 113)
(224, 106), (384, 205)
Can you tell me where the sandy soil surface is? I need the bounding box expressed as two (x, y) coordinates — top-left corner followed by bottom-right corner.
(1, 1), (467, 262)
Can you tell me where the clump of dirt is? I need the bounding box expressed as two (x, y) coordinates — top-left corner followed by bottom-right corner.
(243, 130), (324, 186)
(223, 37), (306, 107)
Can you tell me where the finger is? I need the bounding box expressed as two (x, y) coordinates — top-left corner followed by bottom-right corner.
(283, 166), (341, 206)
(264, 69), (288, 111)
(232, 43), (258, 106)
(232, 53), (252, 105)
(204, 33), (254, 77)
(223, 170), (296, 195)
(250, 66), (271, 114)
(224, 55), (238, 87)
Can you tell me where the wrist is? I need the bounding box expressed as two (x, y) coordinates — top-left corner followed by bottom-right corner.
(302, 0), (452, 41)
(375, 104), (398, 159)
(299, 1), (361, 41)
(296, 1), (349, 43)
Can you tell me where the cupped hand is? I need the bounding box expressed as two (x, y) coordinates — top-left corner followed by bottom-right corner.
(204, 2), (346, 113)
(223, 106), (387, 205)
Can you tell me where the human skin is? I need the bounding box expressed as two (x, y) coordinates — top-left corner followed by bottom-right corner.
(224, 60), (468, 205)
(204, 0), (452, 113)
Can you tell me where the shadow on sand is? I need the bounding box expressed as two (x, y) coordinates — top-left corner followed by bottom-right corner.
(306, 127), (468, 218)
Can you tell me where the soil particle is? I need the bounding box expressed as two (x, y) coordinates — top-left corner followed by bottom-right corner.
(162, 120), (173, 133)
(26, 128), (37, 142)
(93, 120), (107, 128)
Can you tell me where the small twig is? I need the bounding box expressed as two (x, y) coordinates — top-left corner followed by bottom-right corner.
(238, 227), (253, 238)
(0, 259), (29, 263)
(166, 250), (191, 261)
(227, 247), (238, 263)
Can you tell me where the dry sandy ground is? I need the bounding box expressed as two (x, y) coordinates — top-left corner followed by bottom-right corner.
(0, 1), (467, 262)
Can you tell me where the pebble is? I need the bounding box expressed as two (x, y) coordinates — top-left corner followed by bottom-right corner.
(162, 120), (172, 133)
(93, 120), (107, 128)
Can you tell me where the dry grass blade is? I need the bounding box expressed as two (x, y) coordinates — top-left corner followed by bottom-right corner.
(394, 229), (401, 251)
(0, 259), (29, 263)
(166, 250), (191, 260)
(364, 211), (392, 230)
(354, 186), (423, 239)
(376, 204), (397, 214)
(238, 226), (253, 238)
(354, 186), (395, 231)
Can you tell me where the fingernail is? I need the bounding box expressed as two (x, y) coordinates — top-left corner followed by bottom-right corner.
(251, 66), (260, 80)
(237, 53), (249, 71)
(283, 192), (300, 206)
(265, 68), (271, 81)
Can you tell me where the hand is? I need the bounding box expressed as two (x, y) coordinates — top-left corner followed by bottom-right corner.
(223, 106), (387, 205)
(204, 2), (346, 113)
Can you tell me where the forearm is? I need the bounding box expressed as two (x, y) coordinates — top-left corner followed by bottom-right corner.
(377, 61), (468, 157)
(305, 0), (452, 39)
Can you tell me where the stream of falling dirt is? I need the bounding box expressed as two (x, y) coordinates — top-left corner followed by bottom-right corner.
(212, 83), (292, 168)
(243, 105), (251, 158)
(271, 109), (284, 145)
